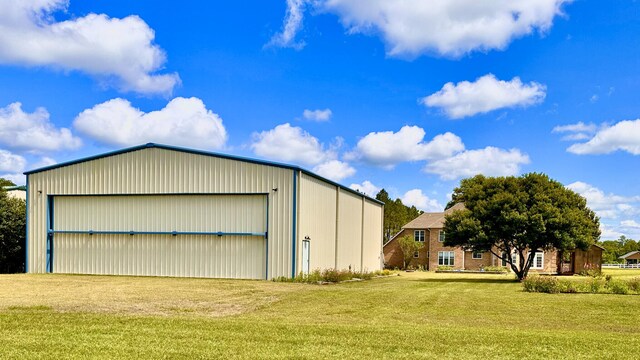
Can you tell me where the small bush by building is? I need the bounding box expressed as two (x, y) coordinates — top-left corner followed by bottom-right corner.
(273, 269), (392, 284)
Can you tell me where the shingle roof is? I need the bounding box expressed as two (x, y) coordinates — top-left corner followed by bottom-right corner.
(402, 203), (465, 229)
(619, 250), (640, 259)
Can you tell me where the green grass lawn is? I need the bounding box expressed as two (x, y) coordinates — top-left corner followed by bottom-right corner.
(1, 270), (639, 359)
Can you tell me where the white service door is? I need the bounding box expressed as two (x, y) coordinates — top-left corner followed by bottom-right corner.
(51, 194), (267, 279)
(302, 239), (310, 275)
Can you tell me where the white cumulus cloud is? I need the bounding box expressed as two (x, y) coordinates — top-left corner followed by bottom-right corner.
(346, 126), (464, 169)
(266, 0), (307, 49)
(251, 123), (356, 181)
(0, 102), (82, 152)
(313, 0), (571, 57)
(74, 97), (227, 149)
(567, 181), (640, 240)
(424, 147), (530, 181)
(0, 149), (26, 173)
(566, 182), (640, 220)
(312, 160), (355, 182)
(251, 123), (335, 166)
(401, 189), (443, 212)
(422, 74), (546, 119)
(0, 0), (179, 95)
(302, 108), (332, 122)
(349, 180), (380, 197)
(566, 119), (640, 155)
(621, 220), (640, 229)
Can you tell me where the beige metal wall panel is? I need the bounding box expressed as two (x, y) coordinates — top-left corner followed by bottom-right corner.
(335, 189), (363, 271)
(298, 173), (337, 272)
(7, 190), (26, 200)
(53, 234), (265, 279)
(362, 199), (383, 271)
(27, 147), (294, 279)
(53, 195), (266, 233)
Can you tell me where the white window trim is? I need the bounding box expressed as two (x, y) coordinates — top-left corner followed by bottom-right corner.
(438, 230), (445, 242)
(414, 230), (425, 242)
(472, 252), (483, 259)
(438, 251), (455, 266)
(530, 252), (544, 269)
(413, 251), (420, 258)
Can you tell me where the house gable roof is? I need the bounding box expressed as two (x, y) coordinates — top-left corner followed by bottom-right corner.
(23, 143), (383, 205)
(402, 202), (465, 230)
(619, 250), (640, 259)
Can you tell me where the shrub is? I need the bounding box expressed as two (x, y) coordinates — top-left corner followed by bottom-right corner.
(557, 279), (579, 293)
(523, 276), (561, 294)
(321, 269), (351, 283)
(274, 268), (390, 284)
(523, 275), (639, 295)
(628, 277), (640, 293)
(482, 266), (508, 273)
(377, 269), (392, 276)
(607, 279), (630, 295)
(586, 277), (607, 293)
(437, 266), (455, 271)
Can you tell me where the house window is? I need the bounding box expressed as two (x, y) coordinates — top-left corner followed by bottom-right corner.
(531, 252), (544, 269)
(438, 231), (445, 242)
(502, 252), (519, 267)
(438, 251), (455, 266)
(414, 230), (425, 242)
(472, 252), (483, 259)
(413, 251), (420, 258)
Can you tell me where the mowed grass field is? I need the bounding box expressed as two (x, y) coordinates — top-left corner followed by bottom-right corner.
(1, 270), (639, 359)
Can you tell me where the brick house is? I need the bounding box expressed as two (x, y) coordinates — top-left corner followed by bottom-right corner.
(383, 203), (603, 274)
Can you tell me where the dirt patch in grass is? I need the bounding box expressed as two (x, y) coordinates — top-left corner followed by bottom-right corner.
(0, 274), (295, 317)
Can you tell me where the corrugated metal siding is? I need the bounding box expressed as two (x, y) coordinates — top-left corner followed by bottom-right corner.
(27, 147), (294, 279)
(336, 189), (363, 271)
(53, 195), (266, 233)
(53, 235), (264, 279)
(362, 199), (383, 271)
(298, 173), (337, 271)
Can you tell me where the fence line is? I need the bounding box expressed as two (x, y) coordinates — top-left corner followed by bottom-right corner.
(602, 263), (640, 269)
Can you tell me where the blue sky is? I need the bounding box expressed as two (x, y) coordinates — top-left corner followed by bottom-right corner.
(1, 0), (639, 240)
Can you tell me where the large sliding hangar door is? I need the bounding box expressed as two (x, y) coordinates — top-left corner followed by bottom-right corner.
(49, 194), (267, 279)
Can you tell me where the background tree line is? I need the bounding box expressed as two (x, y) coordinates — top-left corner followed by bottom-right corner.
(600, 235), (640, 263)
(375, 189), (423, 243)
(0, 178), (26, 273)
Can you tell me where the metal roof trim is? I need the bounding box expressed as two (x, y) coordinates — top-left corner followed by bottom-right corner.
(23, 143), (383, 205)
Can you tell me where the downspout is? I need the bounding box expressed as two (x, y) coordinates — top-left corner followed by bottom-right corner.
(380, 203), (384, 270)
(24, 175), (29, 273)
(360, 197), (365, 272)
(426, 228), (431, 270)
(291, 170), (298, 278)
(334, 186), (340, 269)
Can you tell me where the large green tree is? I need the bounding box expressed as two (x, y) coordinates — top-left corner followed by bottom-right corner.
(444, 173), (600, 281)
(0, 184), (26, 273)
(0, 178), (15, 188)
(600, 236), (640, 263)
